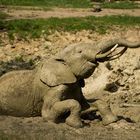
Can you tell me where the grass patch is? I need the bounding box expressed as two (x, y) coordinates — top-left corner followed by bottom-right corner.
(0, 0), (92, 8)
(0, 0), (139, 9)
(0, 11), (9, 19)
(101, 1), (140, 9)
(0, 15), (140, 39)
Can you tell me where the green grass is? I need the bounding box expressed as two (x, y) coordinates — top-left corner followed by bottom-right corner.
(102, 1), (140, 9)
(0, 15), (140, 39)
(0, 0), (139, 9)
(0, 0), (92, 8)
(0, 11), (9, 19)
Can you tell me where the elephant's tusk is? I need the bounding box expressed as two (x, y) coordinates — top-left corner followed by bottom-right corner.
(106, 47), (127, 61)
(95, 44), (119, 60)
(111, 44), (118, 52)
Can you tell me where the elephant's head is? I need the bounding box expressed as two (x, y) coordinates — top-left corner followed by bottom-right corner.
(55, 38), (140, 79)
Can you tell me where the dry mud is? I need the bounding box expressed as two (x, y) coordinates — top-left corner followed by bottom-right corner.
(0, 29), (140, 139)
(1, 6), (140, 20)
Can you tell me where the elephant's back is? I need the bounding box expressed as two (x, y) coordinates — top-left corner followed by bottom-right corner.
(0, 70), (40, 116)
(0, 70), (34, 96)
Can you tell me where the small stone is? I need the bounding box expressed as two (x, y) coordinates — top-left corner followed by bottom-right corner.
(92, 5), (102, 12)
(34, 48), (39, 52)
(43, 41), (52, 48)
(6, 44), (12, 48)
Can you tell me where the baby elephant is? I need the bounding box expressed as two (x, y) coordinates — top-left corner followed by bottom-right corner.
(0, 38), (139, 128)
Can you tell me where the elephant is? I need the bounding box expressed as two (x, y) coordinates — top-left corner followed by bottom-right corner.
(0, 38), (139, 128)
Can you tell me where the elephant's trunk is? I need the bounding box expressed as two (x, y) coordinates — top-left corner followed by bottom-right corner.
(95, 38), (140, 61)
(98, 38), (140, 52)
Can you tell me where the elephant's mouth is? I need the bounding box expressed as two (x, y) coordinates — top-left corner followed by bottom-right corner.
(87, 58), (99, 67)
(80, 62), (98, 79)
(89, 61), (99, 67)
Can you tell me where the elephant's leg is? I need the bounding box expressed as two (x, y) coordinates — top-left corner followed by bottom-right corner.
(94, 99), (118, 125)
(41, 85), (67, 120)
(43, 99), (83, 128)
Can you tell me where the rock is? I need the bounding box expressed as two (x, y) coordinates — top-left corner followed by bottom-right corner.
(92, 5), (102, 12)
(34, 48), (39, 52)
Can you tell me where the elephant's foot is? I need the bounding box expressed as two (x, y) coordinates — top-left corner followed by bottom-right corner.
(42, 109), (58, 123)
(46, 111), (83, 128)
(94, 99), (118, 125)
(66, 116), (83, 128)
(42, 99), (82, 127)
(102, 114), (118, 125)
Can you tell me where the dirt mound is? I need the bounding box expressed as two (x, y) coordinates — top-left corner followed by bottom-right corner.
(83, 48), (140, 122)
(0, 29), (140, 139)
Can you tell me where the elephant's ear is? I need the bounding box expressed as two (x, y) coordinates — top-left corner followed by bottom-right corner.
(40, 59), (77, 86)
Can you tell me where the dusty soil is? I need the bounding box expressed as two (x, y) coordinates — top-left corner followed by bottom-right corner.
(0, 6), (140, 20)
(0, 28), (140, 139)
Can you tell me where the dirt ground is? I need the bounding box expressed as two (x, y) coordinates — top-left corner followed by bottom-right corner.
(0, 5), (140, 140)
(0, 6), (140, 20)
(0, 28), (140, 140)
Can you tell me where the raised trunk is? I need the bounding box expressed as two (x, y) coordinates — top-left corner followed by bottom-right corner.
(97, 38), (140, 53)
(95, 38), (140, 61)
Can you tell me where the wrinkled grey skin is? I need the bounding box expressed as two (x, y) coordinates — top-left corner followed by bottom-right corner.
(0, 38), (139, 128)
